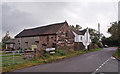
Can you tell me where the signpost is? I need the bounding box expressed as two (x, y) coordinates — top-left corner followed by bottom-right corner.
(46, 48), (55, 54)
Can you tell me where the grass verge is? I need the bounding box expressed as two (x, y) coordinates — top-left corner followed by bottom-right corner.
(113, 48), (120, 60)
(2, 48), (103, 73)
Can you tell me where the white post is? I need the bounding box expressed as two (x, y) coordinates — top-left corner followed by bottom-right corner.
(13, 51), (14, 64)
(6, 45), (7, 49)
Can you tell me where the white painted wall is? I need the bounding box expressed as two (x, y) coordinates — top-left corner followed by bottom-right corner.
(72, 28), (91, 49)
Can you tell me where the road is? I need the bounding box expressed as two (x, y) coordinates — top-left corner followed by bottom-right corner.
(12, 47), (119, 73)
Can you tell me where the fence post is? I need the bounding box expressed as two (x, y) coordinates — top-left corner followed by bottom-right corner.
(13, 51), (14, 64)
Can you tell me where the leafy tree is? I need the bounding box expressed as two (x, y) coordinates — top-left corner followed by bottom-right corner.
(102, 21), (119, 47)
(108, 22), (118, 40)
(70, 24), (82, 31)
(2, 31), (11, 48)
(88, 28), (103, 44)
(2, 31), (11, 43)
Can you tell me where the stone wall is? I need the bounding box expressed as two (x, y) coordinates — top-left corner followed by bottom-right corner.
(15, 36), (39, 50)
(88, 43), (99, 50)
(74, 42), (85, 50)
(39, 35), (57, 49)
(56, 22), (74, 51)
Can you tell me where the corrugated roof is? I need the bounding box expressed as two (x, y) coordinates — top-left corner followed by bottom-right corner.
(15, 22), (67, 38)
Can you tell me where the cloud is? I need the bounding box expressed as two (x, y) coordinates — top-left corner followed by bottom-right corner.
(2, 2), (118, 41)
(118, 1), (120, 21)
(0, 3), (2, 42)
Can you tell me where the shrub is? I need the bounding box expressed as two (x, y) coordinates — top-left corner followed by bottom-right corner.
(44, 52), (50, 59)
(97, 42), (103, 48)
(2, 43), (6, 49)
(94, 44), (98, 48)
(55, 50), (66, 56)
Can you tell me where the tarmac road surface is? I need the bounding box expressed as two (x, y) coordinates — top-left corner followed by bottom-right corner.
(8, 47), (119, 73)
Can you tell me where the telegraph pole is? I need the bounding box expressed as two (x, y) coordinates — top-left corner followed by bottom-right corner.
(98, 23), (100, 41)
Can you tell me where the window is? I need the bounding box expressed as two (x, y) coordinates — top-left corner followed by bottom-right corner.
(35, 41), (39, 43)
(66, 32), (68, 37)
(25, 42), (28, 44)
(47, 36), (49, 42)
(81, 37), (82, 40)
(51, 37), (53, 40)
(52, 43), (56, 48)
(42, 44), (46, 48)
(42, 44), (46, 46)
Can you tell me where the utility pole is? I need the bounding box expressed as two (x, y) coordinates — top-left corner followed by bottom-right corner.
(98, 23), (101, 41)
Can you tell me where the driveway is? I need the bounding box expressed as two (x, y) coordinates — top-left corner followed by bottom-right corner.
(8, 47), (119, 73)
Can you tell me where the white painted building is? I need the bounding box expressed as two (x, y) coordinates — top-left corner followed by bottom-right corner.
(71, 28), (91, 49)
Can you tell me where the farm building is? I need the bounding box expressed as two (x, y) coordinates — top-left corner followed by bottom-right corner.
(14, 21), (75, 52)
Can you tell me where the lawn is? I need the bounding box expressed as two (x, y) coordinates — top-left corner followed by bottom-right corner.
(2, 48), (103, 73)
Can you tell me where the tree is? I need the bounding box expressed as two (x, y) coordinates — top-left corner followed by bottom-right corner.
(119, 21), (120, 47)
(88, 28), (103, 44)
(102, 21), (119, 47)
(2, 31), (11, 43)
(70, 24), (82, 31)
(108, 22), (118, 40)
(2, 31), (11, 48)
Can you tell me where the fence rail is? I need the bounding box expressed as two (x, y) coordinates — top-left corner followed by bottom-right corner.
(2, 51), (28, 66)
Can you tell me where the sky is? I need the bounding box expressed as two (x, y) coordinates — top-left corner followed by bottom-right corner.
(0, 0), (119, 42)
(118, 1), (120, 21)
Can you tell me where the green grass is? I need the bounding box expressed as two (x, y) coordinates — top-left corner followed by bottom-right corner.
(88, 48), (103, 52)
(2, 48), (103, 73)
(2, 53), (28, 67)
(113, 48), (120, 59)
(0, 45), (2, 49)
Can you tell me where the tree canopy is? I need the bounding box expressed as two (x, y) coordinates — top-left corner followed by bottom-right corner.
(2, 31), (11, 43)
(88, 28), (103, 44)
(70, 24), (82, 31)
(108, 22), (118, 40)
(102, 21), (119, 46)
(2, 31), (11, 48)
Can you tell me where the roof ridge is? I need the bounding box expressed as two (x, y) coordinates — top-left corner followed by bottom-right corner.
(15, 21), (67, 38)
(24, 21), (66, 30)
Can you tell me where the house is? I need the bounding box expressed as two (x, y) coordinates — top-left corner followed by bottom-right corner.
(71, 27), (91, 50)
(5, 39), (15, 50)
(15, 21), (74, 52)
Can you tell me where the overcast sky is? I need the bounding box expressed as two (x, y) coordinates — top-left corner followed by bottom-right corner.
(118, 1), (120, 21)
(1, 0), (119, 41)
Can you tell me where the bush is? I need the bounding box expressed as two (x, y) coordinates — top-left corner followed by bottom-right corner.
(44, 52), (50, 59)
(94, 44), (98, 48)
(97, 42), (103, 48)
(2, 43), (6, 49)
(55, 50), (66, 56)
